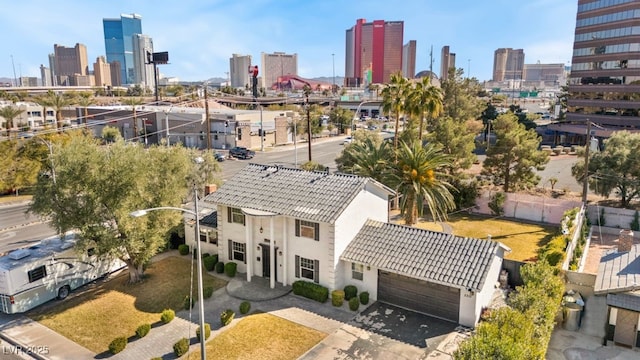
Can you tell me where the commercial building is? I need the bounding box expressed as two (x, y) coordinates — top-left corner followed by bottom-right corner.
(493, 48), (525, 81)
(260, 52), (298, 90)
(40, 65), (52, 87)
(345, 19), (404, 87)
(523, 63), (566, 83)
(402, 40), (417, 79)
(440, 45), (456, 81)
(93, 56), (112, 88)
(230, 54), (252, 88)
(560, 0), (640, 138)
(53, 43), (89, 86)
(103, 13), (143, 85)
(132, 34), (155, 90)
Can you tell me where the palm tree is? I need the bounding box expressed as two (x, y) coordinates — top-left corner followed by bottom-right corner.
(392, 141), (455, 225)
(46, 91), (76, 131)
(0, 106), (25, 140)
(408, 76), (443, 141)
(32, 92), (52, 128)
(121, 97), (144, 141)
(344, 138), (394, 184)
(76, 92), (95, 128)
(381, 72), (409, 153)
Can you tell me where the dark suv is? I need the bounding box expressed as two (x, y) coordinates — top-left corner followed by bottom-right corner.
(229, 146), (255, 159)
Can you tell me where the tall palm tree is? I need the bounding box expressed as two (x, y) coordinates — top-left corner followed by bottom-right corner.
(32, 92), (52, 128)
(47, 91), (76, 131)
(408, 76), (443, 141)
(0, 106), (25, 140)
(381, 72), (409, 153)
(121, 97), (144, 141)
(392, 141), (455, 225)
(76, 92), (95, 128)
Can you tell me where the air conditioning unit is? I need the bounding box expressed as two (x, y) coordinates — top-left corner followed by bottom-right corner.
(8, 249), (31, 260)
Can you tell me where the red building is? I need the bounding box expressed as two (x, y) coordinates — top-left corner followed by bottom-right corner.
(344, 19), (404, 87)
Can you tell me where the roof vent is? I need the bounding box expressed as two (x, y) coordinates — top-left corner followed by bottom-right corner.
(8, 249), (31, 260)
(60, 242), (74, 250)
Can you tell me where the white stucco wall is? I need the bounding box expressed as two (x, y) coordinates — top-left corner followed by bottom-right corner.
(339, 261), (379, 301)
(458, 249), (505, 327)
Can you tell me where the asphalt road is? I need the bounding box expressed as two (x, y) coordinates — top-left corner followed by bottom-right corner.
(0, 203), (40, 230)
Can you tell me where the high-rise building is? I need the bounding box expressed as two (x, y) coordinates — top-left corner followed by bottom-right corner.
(94, 56), (112, 87)
(523, 63), (565, 83)
(493, 48), (525, 81)
(53, 43), (89, 85)
(103, 13), (143, 85)
(440, 46), (456, 81)
(110, 61), (122, 87)
(402, 40), (417, 79)
(260, 52), (298, 89)
(230, 54), (252, 88)
(48, 53), (57, 86)
(345, 19), (404, 86)
(563, 0), (640, 136)
(132, 34), (154, 90)
(40, 65), (52, 87)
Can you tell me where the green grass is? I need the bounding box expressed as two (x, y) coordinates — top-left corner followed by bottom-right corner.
(188, 313), (326, 360)
(28, 255), (227, 353)
(414, 214), (556, 261)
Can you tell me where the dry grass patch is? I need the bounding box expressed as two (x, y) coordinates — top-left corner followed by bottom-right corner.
(189, 313), (326, 360)
(0, 194), (32, 204)
(28, 255), (227, 353)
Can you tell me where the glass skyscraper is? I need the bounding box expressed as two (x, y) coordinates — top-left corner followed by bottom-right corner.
(103, 13), (142, 85)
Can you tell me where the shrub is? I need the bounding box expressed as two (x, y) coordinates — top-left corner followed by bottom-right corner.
(173, 338), (189, 357)
(108, 336), (127, 354)
(203, 255), (218, 271)
(331, 290), (345, 307)
(178, 244), (190, 256)
(215, 261), (225, 273)
(225, 262), (238, 277)
(632, 211), (640, 231)
(488, 192), (506, 216)
(292, 280), (329, 303)
(196, 323), (211, 341)
(184, 295), (195, 310)
(239, 301), (251, 314)
(135, 323), (151, 338)
(203, 286), (214, 299)
(538, 234), (568, 267)
(344, 285), (358, 300)
(161, 309), (175, 324)
(348, 296), (360, 311)
(221, 309), (235, 326)
(359, 291), (370, 305)
(202, 252), (210, 259)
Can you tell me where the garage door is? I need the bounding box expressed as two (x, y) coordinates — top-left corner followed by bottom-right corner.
(378, 270), (460, 322)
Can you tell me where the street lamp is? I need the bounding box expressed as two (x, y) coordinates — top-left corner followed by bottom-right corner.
(332, 53), (335, 94)
(34, 137), (56, 184)
(130, 185), (207, 359)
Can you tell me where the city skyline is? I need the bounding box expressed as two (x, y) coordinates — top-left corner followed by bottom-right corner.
(1, 0), (577, 83)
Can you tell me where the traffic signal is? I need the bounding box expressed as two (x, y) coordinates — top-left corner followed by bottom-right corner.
(199, 131), (204, 140)
(258, 129), (262, 136)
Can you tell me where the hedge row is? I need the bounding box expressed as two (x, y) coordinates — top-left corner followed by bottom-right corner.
(292, 280), (329, 303)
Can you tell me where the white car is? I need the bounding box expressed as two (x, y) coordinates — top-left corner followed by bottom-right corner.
(343, 136), (353, 144)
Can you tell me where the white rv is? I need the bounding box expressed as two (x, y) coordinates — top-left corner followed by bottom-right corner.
(0, 232), (126, 314)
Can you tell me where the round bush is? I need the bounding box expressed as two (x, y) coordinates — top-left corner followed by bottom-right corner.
(225, 262), (238, 277)
(196, 323), (211, 341)
(359, 291), (370, 305)
(202, 252), (210, 259)
(203, 255), (218, 271)
(220, 309), (235, 326)
(215, 261), (225, 274)
(203, 286), (214, 299)
(184, 295), (195, 310)
(135, 323), (151, 338)
(331, 290), (345, 307)
(239, 301), (251, 314)
(178, 244), (190, 256)
(161, 309), (175, 324)
(173, 337), (189, 357)
(348, 296), (360, 311)
(344, 285), (358, 300)
(108, 336), (127, 354)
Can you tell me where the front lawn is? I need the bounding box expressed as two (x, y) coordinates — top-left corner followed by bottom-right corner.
(28, 255), (227, 353)
(188, 313), (326, 360)
(414, 214), (556, 261)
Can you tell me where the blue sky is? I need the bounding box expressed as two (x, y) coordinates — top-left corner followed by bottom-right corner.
(0, 0), (577, 83)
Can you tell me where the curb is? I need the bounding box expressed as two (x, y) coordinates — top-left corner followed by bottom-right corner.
(0, 323), (48, 360)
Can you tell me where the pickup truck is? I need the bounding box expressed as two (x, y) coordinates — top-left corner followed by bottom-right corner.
(229, 146), (255, 159)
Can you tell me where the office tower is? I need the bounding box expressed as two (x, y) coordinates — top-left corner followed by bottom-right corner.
(94, 56), (112, 87)
(40, 65), (52, 87)
(523, 63), (565, 83)
(565, 0), (640, 133)
(440, 46), (456, 81)
(103, 13), (143, 84)
(345, 19), (404, 86)
(402, 40), (417, 79)
(230, 54), (252, 88)
(133, 34), (154, 89)
(493, 48), (525, 81)
(53, 43), (89, 85)
(260, 52), (298, 89)
(110, 61), (122, 86)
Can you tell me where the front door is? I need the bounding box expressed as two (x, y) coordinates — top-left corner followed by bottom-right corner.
(614, 308), (638, 347)
(261, 243), (277, 281)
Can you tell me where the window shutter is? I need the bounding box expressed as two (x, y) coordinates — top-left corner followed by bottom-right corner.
(295, 219), (300, 237)
(295, 255), (300, 278)
(228, 239), (232, 260)
(243, 245), (247, 264)
(313, 260), (319, 283)
(227, 207), (232, 223)
(314, 223), (320, 241)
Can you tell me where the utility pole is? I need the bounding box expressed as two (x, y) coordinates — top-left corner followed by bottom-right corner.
(305, 88), (312, 161)
(204, 83), (211, 151)
(11, 55), (17, 87)
(582, 119), (592, 204)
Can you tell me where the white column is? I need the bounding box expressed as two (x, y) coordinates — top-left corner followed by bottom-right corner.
(269, 216), (275, 289)
(246, 215), (252, 282)
(282, 217), (288, 286)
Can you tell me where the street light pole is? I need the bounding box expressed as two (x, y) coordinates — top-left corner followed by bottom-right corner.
(332, 53), (335, 94)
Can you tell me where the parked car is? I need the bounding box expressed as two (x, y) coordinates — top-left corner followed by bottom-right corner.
(214, 152), (226, 162)
(342, 136), (353, 144)
(229, 146), (255, 159)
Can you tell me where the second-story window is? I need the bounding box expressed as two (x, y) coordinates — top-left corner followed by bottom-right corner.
(295, 219), (319, 241)
(227, 207), (245, 226)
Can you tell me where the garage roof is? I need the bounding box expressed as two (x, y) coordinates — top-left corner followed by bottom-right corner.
(340, 219), (508, 291)
(607, 291), (640, 312)
(594, 244), (640, 294)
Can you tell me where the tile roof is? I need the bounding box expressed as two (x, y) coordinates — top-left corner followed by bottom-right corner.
(607, 291), (640, 312)
(199, 211), (217, 228)
(594, 244), (640, 294)
(340, 219), (504, 291)
(204, 164), (390, 223)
